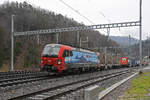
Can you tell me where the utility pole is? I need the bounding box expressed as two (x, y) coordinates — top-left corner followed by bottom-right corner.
(104, 47), (107, 68)
(77, 31), (80, 47)
(107, 28), (110, 41)
(129, 35), (131, 66)
(56, 33), (59, 44)
(139, 0), (142, 70)
(112, 53), (113, 65)
(37, 34), (40, 44)
(11, 15), (14, 71)
(128, 35), (131, 55)
(80, 38), (82, 48)
(86, 36), (88, 48)
(148, 48), (149, 56)
(81, 36), (89, 48)
(115, 48), (117, 65)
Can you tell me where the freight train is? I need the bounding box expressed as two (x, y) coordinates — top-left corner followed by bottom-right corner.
(40, 44), (132, 73)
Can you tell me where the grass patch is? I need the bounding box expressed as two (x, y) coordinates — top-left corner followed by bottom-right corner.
(123, 71), (150, 100)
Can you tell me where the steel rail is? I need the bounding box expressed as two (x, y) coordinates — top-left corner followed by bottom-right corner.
(9, 69), (131, 100)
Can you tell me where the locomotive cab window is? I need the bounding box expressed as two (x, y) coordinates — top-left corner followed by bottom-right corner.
(63, 50), (73, 57)
(42, 45), (61, 57)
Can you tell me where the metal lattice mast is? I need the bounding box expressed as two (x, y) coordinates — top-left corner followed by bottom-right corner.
(14, 21), (140, 36)
(11, 15), (14, 71)
(139, 0), (142, 69)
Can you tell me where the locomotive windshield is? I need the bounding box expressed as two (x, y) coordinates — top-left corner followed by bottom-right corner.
(42, 45), (60, 57)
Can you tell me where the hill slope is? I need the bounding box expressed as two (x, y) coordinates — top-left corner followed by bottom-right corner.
(110, 36), (139, 46)
(0, 1), (119, 70)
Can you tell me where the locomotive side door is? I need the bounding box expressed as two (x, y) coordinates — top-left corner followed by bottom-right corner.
(63, 50), (73, 63)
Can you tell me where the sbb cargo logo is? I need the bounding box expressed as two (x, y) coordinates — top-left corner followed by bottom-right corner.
(121, 57), (128, 65)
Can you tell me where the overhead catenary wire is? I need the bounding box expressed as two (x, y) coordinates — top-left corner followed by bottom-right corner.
(98, 11), (111, 37)
(99, 12), (111, 23)
(24, 0), (107, 35)
(59, 0), (95, 24)
(59, 0), (108, 34)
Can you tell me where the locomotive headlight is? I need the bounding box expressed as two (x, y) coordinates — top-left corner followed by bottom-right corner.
(48, 60), (51, 63)
(58, 59), (62, 64)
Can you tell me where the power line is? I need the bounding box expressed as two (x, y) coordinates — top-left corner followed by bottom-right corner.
(59, 0), (95, 24)
(99, 12), (111, 23)
(98, 11), (124, 37)
(59, 0), (109, 34)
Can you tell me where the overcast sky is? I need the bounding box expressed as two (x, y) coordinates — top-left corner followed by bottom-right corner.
(0, 0), (149, 40)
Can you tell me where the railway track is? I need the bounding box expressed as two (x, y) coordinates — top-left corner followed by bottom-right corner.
(9, 68), (132, 100)
(0, 71), (49, 79)
(0, 75), (49, 88)
(0, 70), (84, 89)
(0, 71), (52, 88)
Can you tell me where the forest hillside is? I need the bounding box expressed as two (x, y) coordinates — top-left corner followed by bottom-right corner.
(0, 1), (119, 71)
